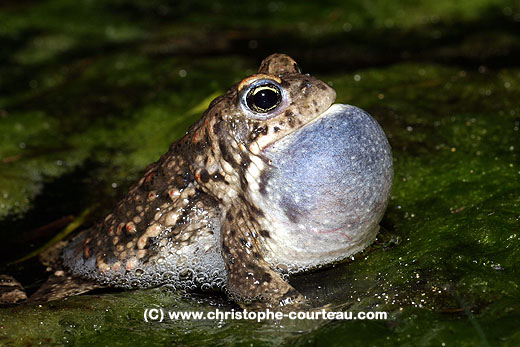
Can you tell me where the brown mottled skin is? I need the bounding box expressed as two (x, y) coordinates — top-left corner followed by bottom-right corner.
(27, 54), (337, 306)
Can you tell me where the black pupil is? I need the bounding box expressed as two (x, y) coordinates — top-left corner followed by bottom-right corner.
(247, 84), (281, 113)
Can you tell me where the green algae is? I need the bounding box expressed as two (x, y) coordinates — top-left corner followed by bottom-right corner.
(1, 0), (520, 345)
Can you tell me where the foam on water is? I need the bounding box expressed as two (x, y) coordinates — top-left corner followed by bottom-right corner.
(62, 215), (227, 291)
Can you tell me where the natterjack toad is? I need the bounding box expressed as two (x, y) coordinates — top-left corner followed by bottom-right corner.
(42, 54), (393, 306)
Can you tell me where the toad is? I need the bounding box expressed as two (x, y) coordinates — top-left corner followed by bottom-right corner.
(15, 54), (394, 307)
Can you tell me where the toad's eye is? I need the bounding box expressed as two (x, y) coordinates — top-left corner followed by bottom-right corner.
(246, 83), (282, 113)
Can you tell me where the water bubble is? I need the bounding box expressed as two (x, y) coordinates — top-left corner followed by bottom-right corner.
(211, 277), (224, 289)
(179, 268), (193, 281)
(162, 271), (174, 281)
(194, 273), (207, 284)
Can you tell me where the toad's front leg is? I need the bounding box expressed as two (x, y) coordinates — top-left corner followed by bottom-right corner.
(220, 204), (305, 308)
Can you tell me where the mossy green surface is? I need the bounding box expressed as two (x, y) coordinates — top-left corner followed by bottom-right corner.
(1, 0), (519, 345)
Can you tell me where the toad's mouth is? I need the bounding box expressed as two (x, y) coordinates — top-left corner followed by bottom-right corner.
(261, 103), (344, 154)
(301, 103), (346, 127)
